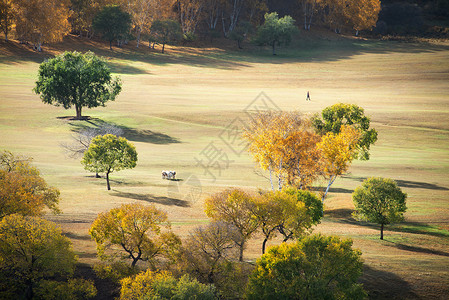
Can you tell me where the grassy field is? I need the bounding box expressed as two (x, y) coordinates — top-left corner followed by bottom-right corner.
(1, 33), (449, 299)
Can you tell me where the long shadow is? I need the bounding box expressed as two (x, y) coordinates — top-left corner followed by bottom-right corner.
(342, 175), (449, 191)
(67, 117), (180, 145)
(3, 33), (449, 70)
(361, 265), (419, 300)
(311, 186), (354, 194)
(75, 263), (120, 300)
(112, 190), (189, 207)
(384, 241), (449, 257)
(63, 232), (92, 241)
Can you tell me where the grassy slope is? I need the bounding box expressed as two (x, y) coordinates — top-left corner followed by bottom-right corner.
(1, 33), (448, 299)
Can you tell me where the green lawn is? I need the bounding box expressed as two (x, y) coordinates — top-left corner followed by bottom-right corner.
(1, 34), (449, 299)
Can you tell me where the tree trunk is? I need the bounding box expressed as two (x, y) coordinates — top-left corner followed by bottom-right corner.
(380, 223), (384, 240)
(136, 27), (141, 48)
(162, 42), (165, 54)
(238, 241), (244, 262)
(106, 171), (111, 190)
(269, 166), (274, 191)
(109, 40), (112, 50)
(262, 238), (268, 254)
(272, 42), (276, 55)
(75, 105), (82, 120)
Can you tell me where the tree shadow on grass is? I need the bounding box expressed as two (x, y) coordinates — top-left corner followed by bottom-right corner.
(67, 117), (180, 145)
(111, 190), (189, 207)
(383, 240), (449, 257)
(342, 175), (449, 191)
(75, 263), (120, 300)
(361, 265), (419, 300)
(63, 232), (91, 241)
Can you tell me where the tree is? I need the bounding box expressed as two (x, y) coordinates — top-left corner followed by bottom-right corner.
(82, 134), (137, 190)
(120, 270), (216, 300)
(14, 0), (70, 51)
(204, 188), (258, 261)
(243, 111), (321, 190)
(92, 5), (132, 49)
(34, 51), (122, 120)
(229, 20), (253, 49)
(348, 0), (381, 35)
(313, 103), (378, 160)
(178, 221), (242, 284)
(353, 177), (407, 240)
(150, 19), (182, 53)
(316, 125), (361, 203)
(0, 150), (60, 219)
(0, 0), (14, 41)
(176, 0), (204, 34)
(245, 234), (367, 300)
(252, 188), (322, 254)
(89, 203), (181, 268)
(0, 214), (77, 299)
(254, 12), (297, 55)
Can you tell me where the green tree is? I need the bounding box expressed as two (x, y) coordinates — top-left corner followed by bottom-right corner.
(120, 270), (217, 300)
(312, 103), (378, 160)
(150, 19), (182, 54)
(0, 214), (78, 299)
(81, 134), (137, 190)
(34, 51), (122, 120)
(254, 12), (297, 55)
(92, 5), (132, 50)
(89, 203), (181, 268)
(0, 150), (60, 218)
(245, 234), (367, 300)
(353, 177), (407, 240)
(229, 20), (253, 49)
(204, 188), (259, 262)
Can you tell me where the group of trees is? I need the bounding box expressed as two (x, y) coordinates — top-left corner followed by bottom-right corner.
(86, 186), (371, 299)
(0, 0), (384, 52)
(243, 103), (378, 205)
(0, 150), (97, 299)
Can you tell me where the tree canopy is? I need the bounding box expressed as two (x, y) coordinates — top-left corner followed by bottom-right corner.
(89, 203), (180, 268)
(34, 51), (122, 120)
(150, 19), (182, 53)
(312, 103), (378, 160)
(82, 134), (137, 190)
(92, 5), (132, 49)
(0, 150), (60, 218)
(245, 234), (367, 300)
(353, 177), (407, 240)
(254, 12), (297, 55)
(0, 214), (78, 299)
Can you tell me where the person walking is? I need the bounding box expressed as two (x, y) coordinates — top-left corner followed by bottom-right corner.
(306, 91), (311, 101)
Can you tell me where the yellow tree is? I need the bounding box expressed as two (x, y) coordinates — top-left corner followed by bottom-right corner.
(348, 0), (381, 35)
(243, 111), (321, 190)
(0, 150), (60, 219)
(176, 0), (204, 34)
(89, 203), (181, 268)
(317, 125), (361, 203)
(14, 0), (70, 51)
(0, 0), (15, 41)
(204, 188), (259, 262)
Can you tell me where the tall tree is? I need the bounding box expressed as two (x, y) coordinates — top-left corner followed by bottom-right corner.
(204, 188), (259, 262)
(14, 0), (70, 51)
(0, 214), (77, 299)
(353, 177), (407, 240)
(92, 5), (132, 49)
(34, 51), (122, 120)
(316, 125), (361, 203)
(150, 19), (182, 53)
(245, 234), (367, 300)
(89, 203), (181, 268)
(81, 134), (137, 190)
(0, 150), (60, 219)
(254, 12), (297, 55)
(176, 0), (204, 34)
(313, 103), (378, 160)
(0, 0), (14, 41)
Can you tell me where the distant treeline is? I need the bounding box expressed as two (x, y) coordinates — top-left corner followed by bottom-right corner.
(0, 0), (447, 51)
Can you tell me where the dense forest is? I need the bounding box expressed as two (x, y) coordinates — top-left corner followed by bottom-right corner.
(1, 0), (448, 51)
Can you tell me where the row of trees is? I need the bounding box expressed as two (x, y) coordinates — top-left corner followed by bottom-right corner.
(0, 0), (382, 51)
